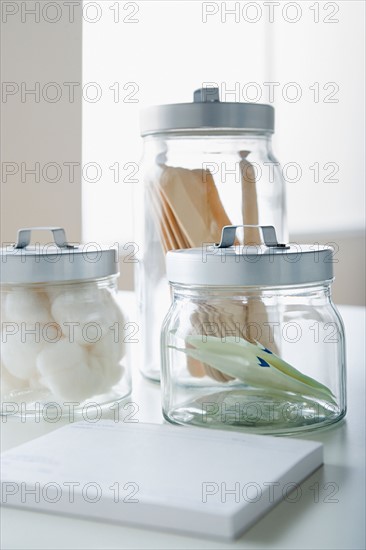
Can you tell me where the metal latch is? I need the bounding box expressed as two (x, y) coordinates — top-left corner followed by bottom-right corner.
(215, 225), (289, 249)
(14, 227), (76, 249)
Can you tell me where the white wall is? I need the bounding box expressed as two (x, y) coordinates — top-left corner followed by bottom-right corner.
(272, 0), (365, 234)
(1, 2), (364, 303)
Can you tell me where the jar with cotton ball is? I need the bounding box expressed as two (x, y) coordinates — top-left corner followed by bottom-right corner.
(0, 227), (131, 417)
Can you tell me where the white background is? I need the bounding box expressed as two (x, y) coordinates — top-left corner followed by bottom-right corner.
(83, 1), (365, 241)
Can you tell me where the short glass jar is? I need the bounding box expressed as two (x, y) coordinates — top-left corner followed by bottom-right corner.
(161, 226), (346, 435)
(0, 227), (131, 417)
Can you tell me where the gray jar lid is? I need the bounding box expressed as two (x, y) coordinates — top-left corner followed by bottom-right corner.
(140, 87), (274, 136)
(166, 226), (334, 287)
(0, 227), (119, 284)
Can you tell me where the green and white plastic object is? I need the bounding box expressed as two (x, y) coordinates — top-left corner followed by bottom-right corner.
(166, 223), (337, 404)
(171, 335), (336, 405)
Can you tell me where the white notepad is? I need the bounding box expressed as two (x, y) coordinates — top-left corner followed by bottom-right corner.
(0, 421), (322, 540)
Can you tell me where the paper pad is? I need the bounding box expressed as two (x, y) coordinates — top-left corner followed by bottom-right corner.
(0, 421), (323, 540)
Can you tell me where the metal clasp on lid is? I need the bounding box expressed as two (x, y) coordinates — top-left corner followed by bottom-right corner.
(14, 227), (76, 249)
(215, 225), (289, 249)
(193, 87), (220, 103)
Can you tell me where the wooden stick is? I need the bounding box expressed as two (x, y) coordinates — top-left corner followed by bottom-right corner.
(147, 184), (170, 254)
(240, 151), (261, 245)
(159, 167), (231, 246)
(240, 151), (279, 354)
(152, 161), (278, 381)
(157, 188), (190, 249)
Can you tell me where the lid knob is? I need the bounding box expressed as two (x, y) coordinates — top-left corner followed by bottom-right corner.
(193, 87), (220, 103)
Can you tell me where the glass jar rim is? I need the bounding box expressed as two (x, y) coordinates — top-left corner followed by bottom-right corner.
(169, 279), (334, 293)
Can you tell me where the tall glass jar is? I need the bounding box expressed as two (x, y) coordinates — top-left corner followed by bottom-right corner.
(0, 227), (131, 417)
(161, 225), (346, 435)
(138, 88), (287, 381)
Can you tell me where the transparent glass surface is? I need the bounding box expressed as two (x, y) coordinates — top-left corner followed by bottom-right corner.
(0, 276), (131, 416)
(161, 282), (346, 435)
(137, 131), (287, 381)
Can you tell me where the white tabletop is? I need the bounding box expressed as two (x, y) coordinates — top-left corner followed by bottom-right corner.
(1, 304), (365, 550)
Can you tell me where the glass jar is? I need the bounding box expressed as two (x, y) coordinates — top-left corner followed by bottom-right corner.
(138, 87), (287, 381)
(0, 227), (131, 417)
(161, 225), (346, 435)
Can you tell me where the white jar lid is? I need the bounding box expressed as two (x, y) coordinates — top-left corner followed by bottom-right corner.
(140, 87), (274, 136)
(166, 226), (334, 287)
(0, 227), (119, 284)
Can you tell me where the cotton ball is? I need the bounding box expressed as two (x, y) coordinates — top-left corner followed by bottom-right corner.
(29, 374), (46, 390)
(5, 288), (51, 324)
(1, 327), (43, 380)
(92, 306), (126, 364)
(95, 288), (125, 332)
(51, 286), (120, 346)
(104, 360), (124, 388)
(88, 301), (125, 391)
(1, 292), (9, 322)
(41, 322), (63, 344)
(37, 339), (104, 403)
(1, 363), (28, 397)
(89, 355), (124, 394)
(45, 285), (63, 302)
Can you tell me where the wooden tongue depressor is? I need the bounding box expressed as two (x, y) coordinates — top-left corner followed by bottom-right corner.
(159, 167), (232, 246)
(186, 153), (264, 382)
(153, 160), (277, 381)
(190, 302), (250, 382)
(155, 165), (233, 379)
(240, 151), (261, 245)
(240, 151), (279, 355)
(157, 187), (190, 250)
(187, 152), (278, 381)
(147, 183), (173, 254)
